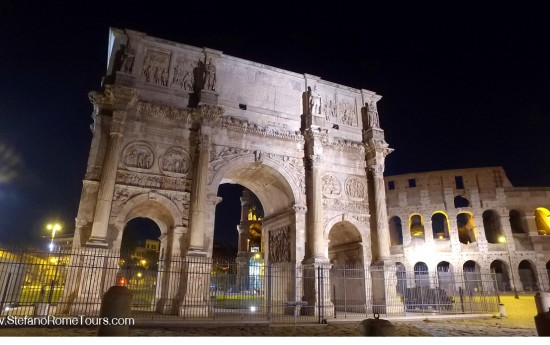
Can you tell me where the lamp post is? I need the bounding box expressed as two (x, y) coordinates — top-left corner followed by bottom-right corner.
(498, 235), (520, 299)
(46, 223), (62, 252)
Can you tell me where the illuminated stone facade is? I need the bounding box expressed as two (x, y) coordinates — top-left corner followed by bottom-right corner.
(385, 167), (550, 292)
(67, 27), (390, 316)
(66, 28), (549, 316)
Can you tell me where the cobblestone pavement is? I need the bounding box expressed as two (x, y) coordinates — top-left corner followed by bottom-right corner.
(0, 317), (537, 337)
(0, 295), (539, 336)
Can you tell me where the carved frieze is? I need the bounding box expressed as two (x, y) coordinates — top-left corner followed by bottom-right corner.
(111, 187), (140, 214)
(208, 146), (252, 183)
(323, 198), (368, 212)
(141, 49), (171, 87)
(221, 116), (303, 141)
(122, 143), (154, 170)
(155, 190), (190, 216)
(345, 176), (366, 201)
(323, 97), (337, 121)
(159, 147), (191, 177)
(137, 102), (192, 121)
(322, 173), (341, 198)
(116, 171), (187, 191)
(338, 98), (358, 127)
(329, 137), (365, 153)
(269, 226), (291, 263)
(170, 55), (195, 91)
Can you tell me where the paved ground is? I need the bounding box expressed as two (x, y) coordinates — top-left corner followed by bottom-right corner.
(0, 295), (540, 336)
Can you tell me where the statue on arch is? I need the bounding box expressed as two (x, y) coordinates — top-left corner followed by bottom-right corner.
(367, 101), (380, 129)
(308, 85), (321, 115)
(204, 58), (217, 91)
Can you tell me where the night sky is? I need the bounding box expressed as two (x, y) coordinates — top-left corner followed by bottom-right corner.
(1, 2), (549, 248)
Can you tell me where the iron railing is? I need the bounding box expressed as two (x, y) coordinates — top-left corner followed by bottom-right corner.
(0, 248), (506, 323)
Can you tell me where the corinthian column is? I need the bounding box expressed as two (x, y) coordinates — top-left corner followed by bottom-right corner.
(187, 134), (211, 253)
(87, 111), (127, 247)
(309, 154), (325, 258)
(367, 157), (391, 260)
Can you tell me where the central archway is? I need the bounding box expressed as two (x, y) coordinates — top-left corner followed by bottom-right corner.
(205, 155), (302, 320)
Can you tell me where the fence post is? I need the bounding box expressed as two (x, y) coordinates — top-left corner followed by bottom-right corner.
(459, 287), (465, 313)
(0, 273), (11, 314)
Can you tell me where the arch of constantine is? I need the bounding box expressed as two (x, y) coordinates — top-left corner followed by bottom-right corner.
(60, 28), (550, 320)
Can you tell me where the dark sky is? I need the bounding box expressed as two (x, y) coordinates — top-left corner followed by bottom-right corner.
(1, 2), (549, 247)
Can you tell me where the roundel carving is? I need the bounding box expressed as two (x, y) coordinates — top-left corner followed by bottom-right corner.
(321, 173), (341, 198)
(122, 142), (154, 170)
(159, 147), (191, 177)
(345, 176), (366, 201)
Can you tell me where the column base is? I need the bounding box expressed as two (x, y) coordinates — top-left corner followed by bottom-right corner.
(179, 304), (211, 318)
(155, 299), (179, 315)
(302, 257), (334, 319)
(85, 237), (109, 248)
(370, 260), (404, 315)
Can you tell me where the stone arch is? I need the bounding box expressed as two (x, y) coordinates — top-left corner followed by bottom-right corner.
(437, 261), (454, 292)
(518, 260), (539, 291)
(457, 211), (476, 244)
(509, 209), (526, 234)
(389, 216), (403, 245)
(414, 261), (429, 287)
(396, 262), (407, 295)
(328, 220), (366, 313)
(534, 207), (550, 235)
(483, 209), (503, 244)
(116, 193), (181, 227)
(463, 260), (482, 292)
(431, 211), (450, 239)
(409, 213), (425, 239)
(113, 192), (183, 251)
(437, 261), (452, 272)
(327, 221), (364, 266)
(490, 260), (511, 292)
(454, 195), (470, 208)
(209, 154), (298, 216)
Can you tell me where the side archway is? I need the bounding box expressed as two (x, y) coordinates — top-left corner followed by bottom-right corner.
(490, 260), (511, 292)
(389, 216), (403, 245)
(518, 260), (539, 291)
(483, 210), (503, 244)
(534, 208), (550, 235)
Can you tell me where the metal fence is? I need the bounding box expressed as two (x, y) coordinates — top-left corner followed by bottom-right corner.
(0, 248), (501, 323)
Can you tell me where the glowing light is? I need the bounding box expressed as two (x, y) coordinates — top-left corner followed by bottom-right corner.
(49, 258), (59, 264)
(438, 234), (444, 240)
(250, 306), (256, 312)
(46, 223), (62, 252)
(140, 259), (147, 266)
(137, 272), (142, 278)
(4, 306), (9, 311)
(254, 253), (261, 259)
(498, 235), (507, 244)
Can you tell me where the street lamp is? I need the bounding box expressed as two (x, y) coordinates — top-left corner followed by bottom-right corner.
(498, 235), (520, 299)
(46, 223), (62, 252)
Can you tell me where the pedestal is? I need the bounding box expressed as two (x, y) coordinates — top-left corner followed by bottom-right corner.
(302, 258), (334, 319)
(370, 261), (404, 315)
(179, 253), (211, 318)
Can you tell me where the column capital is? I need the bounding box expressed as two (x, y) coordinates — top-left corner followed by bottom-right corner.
(365, 138), (393, 159)
(110, 111), (127, 136)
